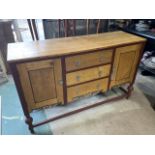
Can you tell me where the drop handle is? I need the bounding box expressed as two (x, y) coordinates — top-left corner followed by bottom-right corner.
(76, 75), (80, 81)
(75, 61), (80, 67)
(98, 71), (102, 77)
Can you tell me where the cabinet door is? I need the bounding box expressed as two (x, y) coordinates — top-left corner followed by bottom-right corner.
(17, 59), (63, 112)
(110, 44), (142, 88)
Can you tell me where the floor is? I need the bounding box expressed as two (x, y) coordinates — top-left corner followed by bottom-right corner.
(0, 70), (155, 135)
(46, 87), (155, 134)
(136, 70), (155, 109)
(0, 75), (52, 135)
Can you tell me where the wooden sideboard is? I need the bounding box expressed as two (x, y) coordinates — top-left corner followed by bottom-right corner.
(7, 31), (146, 133)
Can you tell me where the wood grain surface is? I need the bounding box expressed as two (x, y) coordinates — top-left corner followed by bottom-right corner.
(7, 31), (146, 63)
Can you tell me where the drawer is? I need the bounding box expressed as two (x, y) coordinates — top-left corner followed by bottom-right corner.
(65, 49), (113, 72)
(66, 64), (111, 86)
(67, 78), (109, 102)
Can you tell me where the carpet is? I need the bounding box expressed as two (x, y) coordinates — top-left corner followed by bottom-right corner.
(44, 87), (155, 135)
(0, 75), (52, 135)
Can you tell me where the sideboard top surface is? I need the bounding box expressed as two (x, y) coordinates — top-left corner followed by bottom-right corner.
(7, 31), (146, 63)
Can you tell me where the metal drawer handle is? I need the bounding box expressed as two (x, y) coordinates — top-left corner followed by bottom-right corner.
(98, 71), (102, 77)
(75, 61), (80, 67)
(76, 75), (80, 81)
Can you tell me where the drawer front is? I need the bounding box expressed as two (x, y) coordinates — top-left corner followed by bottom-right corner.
(65, 49), (113, 71)
(67, 78), (109, 102)
(66, 64), (111, 86)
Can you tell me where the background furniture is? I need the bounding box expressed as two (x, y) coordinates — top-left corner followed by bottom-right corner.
(7, 31), (146, 133)
(0, 51), (8, 84)
(0, 20), (15, 73)
(124, 28), (155, 74)
(27, 19), (39, 41)
(43, 19), (109, 39)
(122, 20), (155, 75)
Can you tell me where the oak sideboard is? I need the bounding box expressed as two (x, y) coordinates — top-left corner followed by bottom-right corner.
(7, 31), (146, 133)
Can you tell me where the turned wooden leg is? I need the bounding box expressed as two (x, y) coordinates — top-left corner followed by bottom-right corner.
(126, 84), (134, 99)
(25, 117), (35, 134)
(10, 63), (35, 134)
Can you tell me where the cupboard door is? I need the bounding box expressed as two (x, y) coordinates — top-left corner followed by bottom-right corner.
(110, 44), (142, 87)
(17, 59), (63, 112)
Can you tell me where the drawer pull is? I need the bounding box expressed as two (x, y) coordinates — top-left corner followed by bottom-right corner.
(75, 61), (80, 67)
(76, 75), (80, 81)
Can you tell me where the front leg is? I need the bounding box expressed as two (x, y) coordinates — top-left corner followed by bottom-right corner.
(25, 117), (35, 134)
(126, 84), (134, 99)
